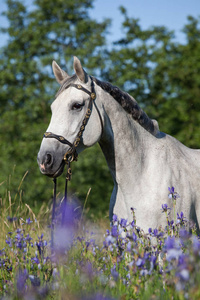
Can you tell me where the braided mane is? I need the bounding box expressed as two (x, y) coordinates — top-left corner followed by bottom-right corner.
(55, 73), (159, 136)
(92, 77), (159, 136)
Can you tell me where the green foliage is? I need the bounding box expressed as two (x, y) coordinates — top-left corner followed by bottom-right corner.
(1, 182), (200, 299)
(0, 0), (111, 213)
(1, 2), (200, 216)
(104, 8), (200, 148)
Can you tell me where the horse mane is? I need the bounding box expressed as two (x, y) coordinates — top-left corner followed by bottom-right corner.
(55, 73), (159, 136)
(92, 76), (159, 136)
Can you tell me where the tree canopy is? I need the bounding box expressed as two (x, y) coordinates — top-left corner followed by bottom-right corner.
(0, 0), (200, 217)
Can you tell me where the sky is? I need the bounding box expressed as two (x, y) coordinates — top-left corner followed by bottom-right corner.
(91, 0), (200, 44)
(0, 0), (200, 47)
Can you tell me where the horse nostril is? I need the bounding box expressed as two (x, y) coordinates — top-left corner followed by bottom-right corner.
(45, 153), (52, 166)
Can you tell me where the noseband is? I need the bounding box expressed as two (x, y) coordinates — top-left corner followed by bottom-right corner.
(43, 77), (101, 249)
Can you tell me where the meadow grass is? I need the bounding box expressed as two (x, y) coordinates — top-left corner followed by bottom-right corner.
(0, 175), (200, 299)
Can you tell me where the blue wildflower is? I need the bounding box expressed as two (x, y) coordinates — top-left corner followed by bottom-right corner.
(164, 236), (183, 261)
(136, 257), (145, 268)
(126, 242), (132, 252)
(112, 214), (118, 222)
(177, 269), (189, 281)
(120, 218), (127, 228)
(111, 265), (119, 281)
(132, 232), (137, 242)
(111, 225), (118, 237)
(161, 203), (171, 214)
(26, 218), (33, 225)
(193, 236), (200, 253)
(179, 228), (190, 240)
(7, 216), (17, 222)
(6, 237), (12, 247)
(105, 235), (115, 246)
(177, 212), (187, 226)
(168, 186), (180, 200)
(16, 269), (28, 295)
(32, 257), (40, 264)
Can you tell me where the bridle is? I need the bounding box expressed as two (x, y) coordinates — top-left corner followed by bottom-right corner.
(43, 77), (102, 248)
(44, 77), (97, 163)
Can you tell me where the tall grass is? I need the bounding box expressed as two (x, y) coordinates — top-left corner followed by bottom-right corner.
(0, 174), (200, 299)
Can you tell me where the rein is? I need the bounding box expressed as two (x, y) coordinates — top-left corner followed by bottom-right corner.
(43, 77), (98, 248)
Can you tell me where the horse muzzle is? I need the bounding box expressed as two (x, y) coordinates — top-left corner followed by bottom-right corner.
(37, 151), (65, 178)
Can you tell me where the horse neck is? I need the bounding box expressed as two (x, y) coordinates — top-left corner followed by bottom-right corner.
(98, 88), (155, 185)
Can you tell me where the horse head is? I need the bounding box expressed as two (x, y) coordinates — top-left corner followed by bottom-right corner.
(37, 57), (103, 177)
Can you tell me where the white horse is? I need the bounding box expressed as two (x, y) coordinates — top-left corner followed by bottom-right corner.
(37, 56), (200, 232)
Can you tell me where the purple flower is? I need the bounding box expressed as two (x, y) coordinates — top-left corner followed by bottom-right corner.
(84, 261), (95, 280)
(60, 199), (81, 227)
(193, 236), (200, 254)
(132, 232), (137, 242)
(153, 228), (158, 237)
(168, 186), (180, 200)
(136, 258), (145, 268)
(130, 220), (135, 228)
(29, 275), (41, 286)
(152, 228), (163, 238)
(26, 218), (33, 225)
(7, 216), (18, 222)
(150, 255), (157, 268)
(126, 242), (132, 252)
(6, 237), (12, 247)
(25, 234), (32, 243)
(51, 200), (81, 254)
(161, 203), (171, 213)
(16, 269), (28, 294)
(111, 266), (119, 281)
(105, 235), (115, 246)
(164, 236), (176, 250)
(111, 225), (118, 237)
(168, 220), (174, 228)
(179, 229), (190, 240)
(176, 269), (189, 281)
(0, 249), (5, 256)
(106, 229), (110, 235)
(120, 218), (127, 228)
(164, 236), (183, 261)
(112, 214), (118, 222)
(32, 257), (40, 264)
(167, 248), (183, 261)
(177, 212), (187, 225)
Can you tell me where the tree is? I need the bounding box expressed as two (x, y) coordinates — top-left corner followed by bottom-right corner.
(1, 2), (200, 218)
(0, 0), (112, 215)
(149, 16), (200, 148)
(104, 7), (200, 148)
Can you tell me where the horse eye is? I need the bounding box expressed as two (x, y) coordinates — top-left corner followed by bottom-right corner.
(72, 103), (84, 111)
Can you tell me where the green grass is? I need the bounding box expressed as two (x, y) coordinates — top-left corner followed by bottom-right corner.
(0, 175), (200, 299)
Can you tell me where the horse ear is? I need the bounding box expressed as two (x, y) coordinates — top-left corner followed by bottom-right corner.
(73, 56), (88, 83)
(52, 60), (69, 85)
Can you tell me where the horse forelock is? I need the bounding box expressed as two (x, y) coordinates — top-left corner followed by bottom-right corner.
(55, 74), (78, 98)
(92, 77), (159, 136)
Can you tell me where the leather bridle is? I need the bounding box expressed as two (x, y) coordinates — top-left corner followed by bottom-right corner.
(43, 77), (97, 164)
(43, 77), (102, 248)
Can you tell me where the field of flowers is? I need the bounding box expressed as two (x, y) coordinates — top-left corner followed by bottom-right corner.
(0, 177), (200, 300)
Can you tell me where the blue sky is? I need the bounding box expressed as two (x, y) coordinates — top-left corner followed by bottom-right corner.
(0, 0), (200, 47)
(91, 0), (200, 43)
